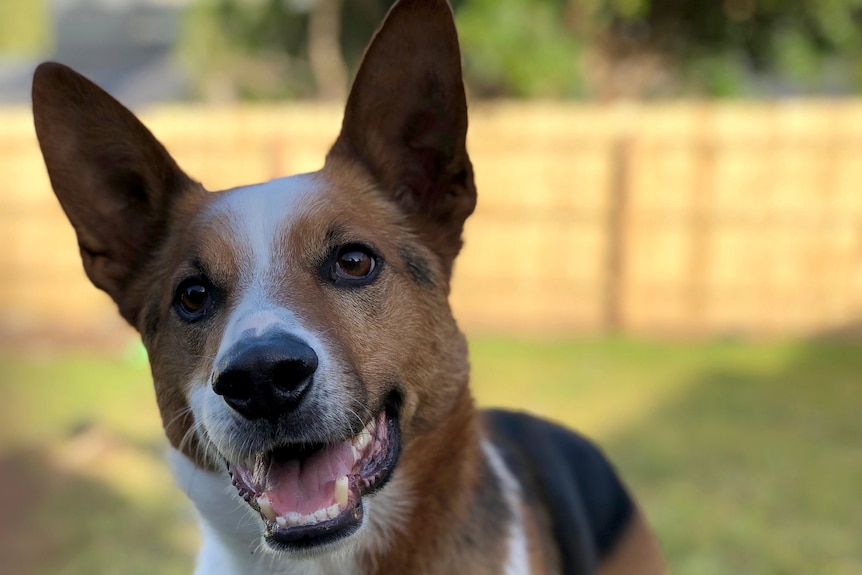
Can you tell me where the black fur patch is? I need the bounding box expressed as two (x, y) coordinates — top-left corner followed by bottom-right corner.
(140, 302), (161, 343)
(483, 409), (635, 575)
(399, 245), (435, 288)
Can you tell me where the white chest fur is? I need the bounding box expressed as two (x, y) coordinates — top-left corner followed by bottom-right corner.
(168, 449), (360, 575)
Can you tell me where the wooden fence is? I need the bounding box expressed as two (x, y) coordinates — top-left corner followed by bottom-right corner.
(4, 102), (862, 343)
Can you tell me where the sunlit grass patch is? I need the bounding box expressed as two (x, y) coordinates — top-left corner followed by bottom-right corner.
(0, 352), (157, 446)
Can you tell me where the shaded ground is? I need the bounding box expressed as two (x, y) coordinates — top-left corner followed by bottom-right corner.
(0, 352), (196, 575)
(604, 342), (862, 575)
(0, 437), (194, 575)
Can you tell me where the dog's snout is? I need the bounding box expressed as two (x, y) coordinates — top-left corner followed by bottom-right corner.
(212, 333), (318, 420)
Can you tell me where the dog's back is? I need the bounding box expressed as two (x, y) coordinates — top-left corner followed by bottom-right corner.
(486, 410), (663, 574)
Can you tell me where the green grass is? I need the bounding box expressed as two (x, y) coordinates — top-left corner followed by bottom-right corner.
(2, 337), (860, 574)
(0, 352), (194, 575)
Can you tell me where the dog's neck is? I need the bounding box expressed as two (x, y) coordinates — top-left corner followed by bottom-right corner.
(170, 388), (520, 575)
(361, 388), (510, 574)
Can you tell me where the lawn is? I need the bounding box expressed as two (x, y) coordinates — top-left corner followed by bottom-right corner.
(1, 336), (860, 574)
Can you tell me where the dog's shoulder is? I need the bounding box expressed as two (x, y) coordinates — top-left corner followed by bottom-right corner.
(482, 409), (635, 573)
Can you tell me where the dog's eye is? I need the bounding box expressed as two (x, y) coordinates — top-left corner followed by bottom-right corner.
(336, 248), (375, 278)
(175, 279), (213, 320)
(333, 245), (378, 282)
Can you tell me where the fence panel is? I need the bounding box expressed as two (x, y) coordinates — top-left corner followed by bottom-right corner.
(4, 102), (862, 343)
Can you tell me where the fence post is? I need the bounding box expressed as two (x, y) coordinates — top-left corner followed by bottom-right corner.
(604, 135), (631, 333)
(688, 136), (716, 335)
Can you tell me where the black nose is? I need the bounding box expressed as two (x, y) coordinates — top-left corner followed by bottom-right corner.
(212, 333), (318, 421)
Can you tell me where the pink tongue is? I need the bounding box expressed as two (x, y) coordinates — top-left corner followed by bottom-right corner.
(260, 441), (354, 516)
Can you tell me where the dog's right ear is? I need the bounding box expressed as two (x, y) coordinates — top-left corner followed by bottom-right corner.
(32, 62), (204, 326)
(328, 0), (476, 279)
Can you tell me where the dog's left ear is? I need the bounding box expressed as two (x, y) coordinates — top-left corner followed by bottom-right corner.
(32, 62), (203, 326)
(328, 0), (476, 278)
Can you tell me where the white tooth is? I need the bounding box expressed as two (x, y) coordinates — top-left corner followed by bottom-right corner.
(351, 445), (361, 462)
(314, 509), (328, 522)
(335, 475), (349, 508)
(286, 511), (302, 526)
(276, 516), (287, 528)
(326, 504), (340, 519)
(355, 429), (372, 450)
(300, 513), (316, 526)
(256, 496), (276, 521)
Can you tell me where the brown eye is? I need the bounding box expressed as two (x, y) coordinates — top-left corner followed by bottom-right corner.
(335, 248), (375, 279)
(175, 279), (214, 320)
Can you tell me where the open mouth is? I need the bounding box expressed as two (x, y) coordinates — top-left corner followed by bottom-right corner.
(227, 404), (400, 551)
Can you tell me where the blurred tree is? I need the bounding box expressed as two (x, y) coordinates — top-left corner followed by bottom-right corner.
(178, 0), (391, 101)
(179, 0), (862, 100)
(180, 0), (310, 101)
(308, 0), (347, 100)
(456, 0), (583, 98)
(458, 0), (862, 97)
(575, 0), (862, 97)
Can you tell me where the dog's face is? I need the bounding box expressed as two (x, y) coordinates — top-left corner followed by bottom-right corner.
(33, 0), (475, 554)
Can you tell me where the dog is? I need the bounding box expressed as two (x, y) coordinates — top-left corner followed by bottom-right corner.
(32, 0), (665, 573)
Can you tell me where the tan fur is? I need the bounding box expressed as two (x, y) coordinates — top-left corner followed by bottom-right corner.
(141, 190), (214, 459)
(521, 501), (557, 574)
(32, 0), (665, 573)
(598, 510), (667, 575)
(360, 388), (512, 574)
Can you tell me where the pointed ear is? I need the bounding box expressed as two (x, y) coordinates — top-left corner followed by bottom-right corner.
(32, 62), (204, 326)
(328, 0), (476, 277)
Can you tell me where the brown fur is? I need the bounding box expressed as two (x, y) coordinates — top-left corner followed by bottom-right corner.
(360, 388), (511, 574)
(522, 499), (558, 573)
(597, 510), (666, 575)
(32, 0), (665, 573)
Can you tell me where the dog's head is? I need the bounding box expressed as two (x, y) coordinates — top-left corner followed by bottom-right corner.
(33, 0), (475, 554)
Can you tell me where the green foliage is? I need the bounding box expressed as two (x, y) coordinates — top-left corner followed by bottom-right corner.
(684, 52), (749, 98)
(456, 0), (583, 97)
(177, 0), (862, 99)
(603, 0), (862, 95)
(178, 0), (313, 100)
(178, 0), (388, 100)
